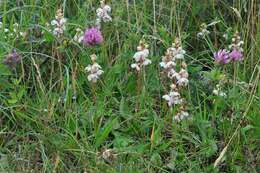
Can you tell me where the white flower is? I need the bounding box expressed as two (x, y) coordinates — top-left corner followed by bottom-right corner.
(197, 23), (210, 38)
(223, 33), (228, 40)
(73, 28), (84, 43)
(85, 63), (104, 83)
(160, 61), (176, 69)
(167, 69), (179, 79)
(174, 111), (190, 122)
(19, 32), (26, 38)
(176, 68), (189, 86)
(85, 55), (104, 83)
(213, 84), (227, 97)
(51, 9), (66, 37)
(213, 85), (226, 97)
(229, 32), (244, 52)
(96, 1), (112, 26)
(131, 63), (140, 71)
(160, 49), (176, 70)
(133, 49), (149, 61)
(0, 22), (2, 28)
(131, 42), (151, 71)
(51, 20), (58, 26)
(197, 28), (210, 38)
(162, 91), (182, 107)
(170, 47), (186, 60)
(103, 5), (111, 13)
(177, 78), (189, 87)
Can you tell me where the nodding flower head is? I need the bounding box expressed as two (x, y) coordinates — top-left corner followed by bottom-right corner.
(229, 49), (243, 61)
(83, 27), (103, 46)
(214, 49), (230, 64)
(3, 49), (21, 68)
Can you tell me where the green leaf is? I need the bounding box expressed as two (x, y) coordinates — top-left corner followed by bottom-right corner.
(95, 118), (118, 148)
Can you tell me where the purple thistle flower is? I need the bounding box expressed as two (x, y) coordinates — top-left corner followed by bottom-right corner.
(229, 49), (243, 61)
(214, 49), (230, 64)
(83, 27), (103, 46)
(3, 49), (21, 68)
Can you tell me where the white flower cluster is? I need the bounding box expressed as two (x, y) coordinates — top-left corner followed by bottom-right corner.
(85, 54), (104, 83)
(228, 31), (244, 52)
(197, 23), (210, 38)
(73, 28), (84, 43)
(160, 39), (188, 87)
(213, 84), (226, 97)
(161, 38), (190, 122)
(0, 22), (26, 39)
(131, 40), (151, 71)
(51, 9), (67, 37)
(13, 23), (26, 38)
(96, 0), (112, 28)
(174, 110), (190, 122)
(162, 84), (183, 107)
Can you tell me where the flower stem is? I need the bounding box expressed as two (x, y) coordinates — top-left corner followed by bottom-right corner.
(135, 70), (142, 113)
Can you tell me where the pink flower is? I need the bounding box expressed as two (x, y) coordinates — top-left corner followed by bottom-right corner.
(83, 27), (103, 46)
(229, 49), (243, 61)
(214, 49), (230, 64)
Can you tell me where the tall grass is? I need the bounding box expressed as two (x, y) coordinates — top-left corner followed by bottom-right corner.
(0, 0), (259, 172)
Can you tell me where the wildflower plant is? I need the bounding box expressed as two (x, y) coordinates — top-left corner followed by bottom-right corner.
(161, 38), (190, 122)
(85, 54), (104, 83)
(84, 54), (104, 103)
(1, 1), (258, 171)
(214, 31), (244, 64)
(131, 39), (151, 111)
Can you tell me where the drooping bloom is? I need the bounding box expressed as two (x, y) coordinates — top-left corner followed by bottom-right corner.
(85, 54), (104, 83)
(131, 40), (151, 71)
(3, 49), (21, 68)
(229, 49), (243, 61)
(83, 27), (103, 46)
(214, 49), (230, 64)
(51, 9), (67, 37)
